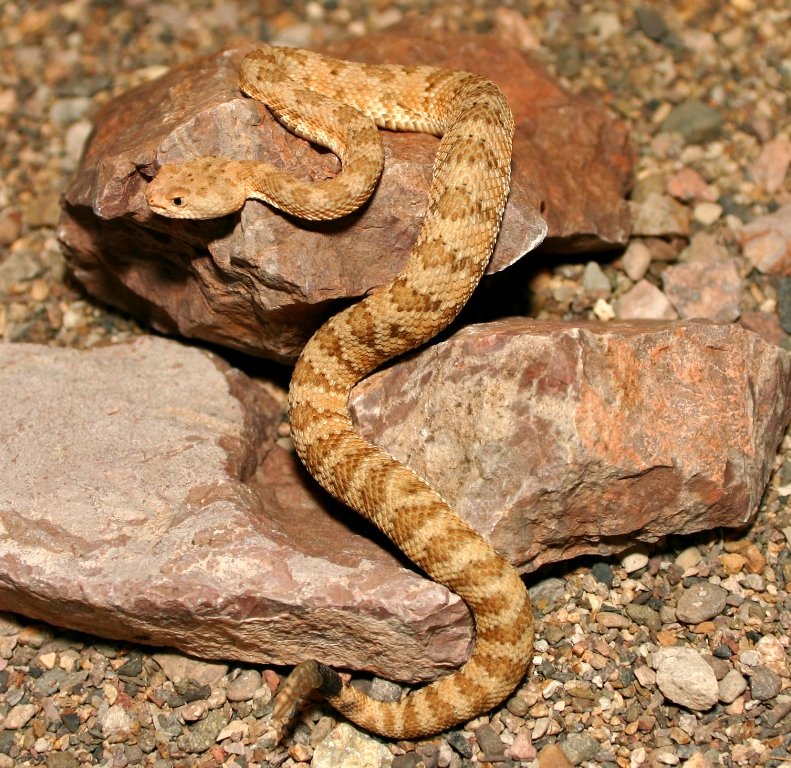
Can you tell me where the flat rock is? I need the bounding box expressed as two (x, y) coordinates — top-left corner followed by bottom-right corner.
(3, 319), (788, 678)
(57, 25), (634, 362)
(0, 339), (470, 682)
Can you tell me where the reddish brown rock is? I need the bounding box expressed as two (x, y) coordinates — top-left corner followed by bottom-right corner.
(740, 203), (791, 275)
(323, 22), (634, 252)
(57, 27), (634, 362)
(350, 319), (791, 571)
(750, 136), (791, 195)
(740, 311), (788, 347)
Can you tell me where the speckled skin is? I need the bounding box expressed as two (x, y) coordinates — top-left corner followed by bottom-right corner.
(146, 45), (533, 739)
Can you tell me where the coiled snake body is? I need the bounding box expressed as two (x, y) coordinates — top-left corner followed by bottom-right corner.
(146, 45), (533, 739)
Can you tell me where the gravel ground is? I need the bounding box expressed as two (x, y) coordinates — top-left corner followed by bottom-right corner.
(1, 1), (791, 767)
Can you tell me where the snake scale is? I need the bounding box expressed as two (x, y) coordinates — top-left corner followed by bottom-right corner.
(146, 45), (534, 739)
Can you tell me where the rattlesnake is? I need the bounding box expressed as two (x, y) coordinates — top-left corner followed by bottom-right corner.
(146, 45), (534, 739)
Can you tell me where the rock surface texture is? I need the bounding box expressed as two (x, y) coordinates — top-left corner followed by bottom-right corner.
(351, 318), (791, 570)
(57, 26), (634, 361)
(0, 339), (470, 681)
(2, 320), (789, 677)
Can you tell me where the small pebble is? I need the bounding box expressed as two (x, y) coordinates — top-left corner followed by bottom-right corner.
(749, 665), (782, 701)
(100, 704), (132, 738)
(634, 666), (656, 687)
(597, 611), (632, 629)
(674, 546), (702, 571)
(539, 743), (573, 768)
(591, 561), (615, 587)
(676, 583), (728, 624)
(226, 669), (262, 701)
(582, 260), (611, 295)
(692, 202), (723, 225)
(625, 603), (662, 631)
(661, 100), (723, 143)
(739, 203), (791, 275)
(720, 553), (746, 574)
(0, 208), (22, 246)
(560, 732), (600, 765)
(311, 723), (392, 768)
(635, 6), (669, 41)
(176, 709), (228, 754)
(666, 168), (718, 202)
(475, 723), (505, 757)
(1, 703), (38, 729)
(38, 651), (57, 669)
(654, 647), (719, 710)
(750, 136), (791, 194)
(756, 635), (790, 677)
(662, 258), (741, 322)
(620, 546), (649, 573)
(718, 669), (747, 704)
(179, 701), (209, 722)
(616, 279), (678, 320)
(621, 241), (652, 281)
(507, 731), (536, 761)
(631, 193), (690, 237)
(152, 653), (228, 686)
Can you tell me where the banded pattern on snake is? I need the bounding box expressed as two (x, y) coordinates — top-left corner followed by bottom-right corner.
(145, 45), (533, 739)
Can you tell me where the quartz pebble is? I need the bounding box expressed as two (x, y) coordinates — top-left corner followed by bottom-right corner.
(616, 279), (679, 320)
(622, 240), (652, 281)
(692, 202), (723, 226)
(620, 547), (649, 573)
(654, 647), (719, 710)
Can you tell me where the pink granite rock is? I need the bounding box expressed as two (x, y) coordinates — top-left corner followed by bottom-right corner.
(740, 203), (791, 275)
(350, 319), (791, 571)
(750, 137), (791, 195)
(57, 26), (634, 362)
(661, 257), (742, 322)
(615, 279), (678, 320)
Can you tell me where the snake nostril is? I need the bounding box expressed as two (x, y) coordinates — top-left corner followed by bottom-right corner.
(172, 197), (183, 206)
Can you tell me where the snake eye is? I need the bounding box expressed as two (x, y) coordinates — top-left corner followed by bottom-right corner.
(172, 197), (184, 207)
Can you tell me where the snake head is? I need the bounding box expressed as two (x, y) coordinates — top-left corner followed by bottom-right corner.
(145, 157), (248, 219)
